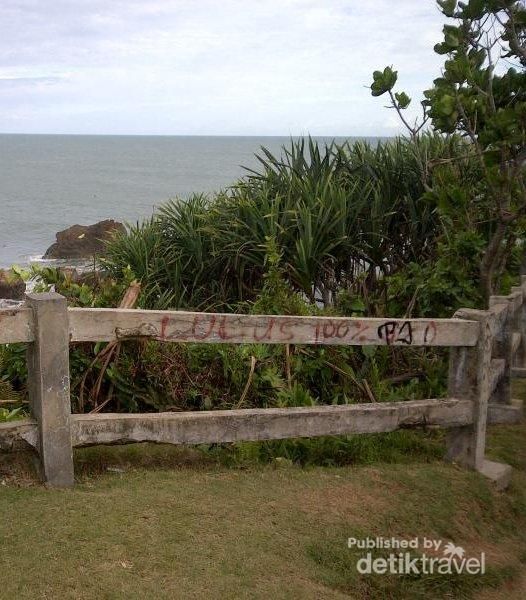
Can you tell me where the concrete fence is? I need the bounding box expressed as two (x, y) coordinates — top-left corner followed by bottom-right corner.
(0, 277), (525, 488)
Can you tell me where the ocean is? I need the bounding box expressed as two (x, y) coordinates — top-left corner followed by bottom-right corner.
(0, 134), (376, 267)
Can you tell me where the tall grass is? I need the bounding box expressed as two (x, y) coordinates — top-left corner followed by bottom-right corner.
(104, 134), (481, 313)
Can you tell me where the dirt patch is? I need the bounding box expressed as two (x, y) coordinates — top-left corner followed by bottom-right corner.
(294, 473), (394, 526)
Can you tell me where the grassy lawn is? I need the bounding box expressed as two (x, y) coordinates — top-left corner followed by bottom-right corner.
(0, 414), (524, 598)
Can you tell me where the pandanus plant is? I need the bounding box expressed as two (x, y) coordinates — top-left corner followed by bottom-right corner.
(104, 133), (480, 314)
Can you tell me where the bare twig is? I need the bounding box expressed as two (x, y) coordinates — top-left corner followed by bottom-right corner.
(235, 355), (257, 409)
(362, 379), (377, 403)
(285, 344), (292, 389)
(77, 281), (141, 412)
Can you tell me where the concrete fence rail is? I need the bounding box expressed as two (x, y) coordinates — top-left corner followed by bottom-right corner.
(0, 277), (525, 488)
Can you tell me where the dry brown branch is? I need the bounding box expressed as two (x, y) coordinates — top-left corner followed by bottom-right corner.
(77, 281), (141, 412)
(285, 343), (292, 389)
(362, 379), (377, 403)
(235, 355), (257, 409)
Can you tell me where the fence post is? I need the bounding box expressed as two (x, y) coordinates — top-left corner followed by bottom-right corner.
(26, 292), (74, 488)
(446, 309), (493, 470)
(510, 286), (523, 367)
(515, 276), (526, 369)
(488, 295), (514, 405)
(446, 306), (512, 489)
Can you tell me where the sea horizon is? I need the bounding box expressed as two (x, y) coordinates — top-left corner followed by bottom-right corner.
(0, 133), (385, 268)
(0, 132), (384, 138)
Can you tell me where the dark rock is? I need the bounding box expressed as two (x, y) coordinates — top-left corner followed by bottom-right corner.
(0, 269), (26, 300)
(44, 220), (125, 259)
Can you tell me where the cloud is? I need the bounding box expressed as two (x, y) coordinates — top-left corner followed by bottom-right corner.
(0, 76), (65, 86)
(0, 0), (446, 135)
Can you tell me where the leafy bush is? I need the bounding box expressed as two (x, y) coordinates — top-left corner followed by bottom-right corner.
(103, 134), (490, 315)
(371, 0), (526, 300)
(0, 131), (519, 469)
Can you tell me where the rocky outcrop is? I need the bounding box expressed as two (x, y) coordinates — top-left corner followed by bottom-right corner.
(0, 269), (26, 300)
(44, 220), (125, 259)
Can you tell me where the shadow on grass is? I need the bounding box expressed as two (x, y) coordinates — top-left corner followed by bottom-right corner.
(72, 428), (446, 481)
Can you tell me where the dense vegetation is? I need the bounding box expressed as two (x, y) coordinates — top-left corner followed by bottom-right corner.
(1, 0), (525, 466)
(104, 134), (490, 317)
(371, 0), (526, 300)
(0, 134), (520, 422)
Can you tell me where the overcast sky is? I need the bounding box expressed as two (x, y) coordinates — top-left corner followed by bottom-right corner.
(0, 1), (446, 136)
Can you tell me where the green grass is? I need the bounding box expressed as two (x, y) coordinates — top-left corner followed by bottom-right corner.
(0, 424), (524, 599)
(0, 409), (524, 598)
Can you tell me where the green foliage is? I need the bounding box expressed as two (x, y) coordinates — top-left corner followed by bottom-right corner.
(104, 134), (483, 315)
(31, 133), (506, 419)
(395, 91), (411, 109)
(206, 429), (444, 468)
(0, 344), (27, 407)
(29, 264), (136, 308)
(371, 0), (526, 299)
(0, 2), (523, 476)
(0, 344), (27, 383)
(249, 237), (312, 316)
(386, 231), (485, 317)
(2, 130), (520, 473)
(0, 407), (24, 422)
(371, 66), (398, 96)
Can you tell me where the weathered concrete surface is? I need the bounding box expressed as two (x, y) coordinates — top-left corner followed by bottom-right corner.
(489, 358), (506, 396)
(70, 399), (474, 447)
(0, 307), (33, 343)
(68, 308), (480, 347)
(26, 293), (74, 488)
(0, 419), (38, 451)
(478, 459), (513, 491)
(0, 299), (24, 309)
(3, 283), (522, 487)
(518, 276), (526, 367)
(511, 332), (521, 356)
(489, 296), (513, 404)
(487, 400), (523, 425)
(0, 397), (513, 453)
(446, 309), (494, 469)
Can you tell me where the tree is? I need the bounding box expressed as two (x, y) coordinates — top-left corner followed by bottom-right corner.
(371, 0), (526, 301)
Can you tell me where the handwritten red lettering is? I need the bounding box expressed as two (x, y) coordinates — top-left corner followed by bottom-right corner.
(253, 318), (275, 341)
(217, 316), (233, 340)
(160, 316), (170, 340)
(192, 315), (216, 340)
(323, 321), (336, 338)
(349, 322), (370, 342)
(424, 321), (437, 345)
(336, 322), (350, 338)
(279, 319), (294, 341)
